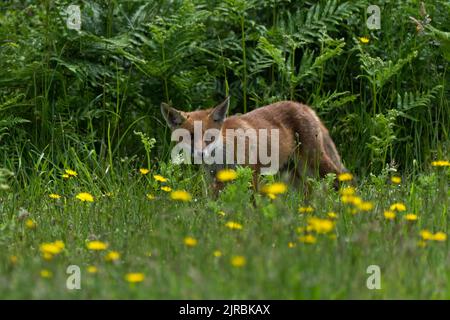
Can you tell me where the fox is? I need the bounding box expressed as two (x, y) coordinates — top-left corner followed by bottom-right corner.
(161, 97), (347, 192)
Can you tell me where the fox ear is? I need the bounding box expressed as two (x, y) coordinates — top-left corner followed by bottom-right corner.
(210, 96), (230, 123)
(161, 103), (186, 128)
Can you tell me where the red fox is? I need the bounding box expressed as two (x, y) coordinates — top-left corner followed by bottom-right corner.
(161, 97), (347, 190)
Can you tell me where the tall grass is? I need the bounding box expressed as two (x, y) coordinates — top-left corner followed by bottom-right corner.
(0, 0), (449, 181)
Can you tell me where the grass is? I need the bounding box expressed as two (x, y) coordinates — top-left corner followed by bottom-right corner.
(1, 164), (449, 299)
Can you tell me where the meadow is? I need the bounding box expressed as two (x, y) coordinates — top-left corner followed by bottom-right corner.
(0, 0), (449, 299)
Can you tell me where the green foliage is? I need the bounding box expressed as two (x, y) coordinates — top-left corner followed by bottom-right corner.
(0, 0), (449, 179)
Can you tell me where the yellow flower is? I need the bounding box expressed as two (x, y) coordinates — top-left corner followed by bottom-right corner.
(431, 160), (450, 167)
(390, 203), (406, 212)
(391, 176), (401, 184)
(225, 221), (243, 230)
(230, 255), (246, 267)
(62, 174), (70, 179)
(404, 214), (418, 221)
(65, 169), (78, 177)
(267, 193), (277, 200)
(9, 255), (18, 265)
(338, 172), (353, 182)
(153, 174), (167, 182)
(87, 266), (98, 274)
(298, 234), (317, 244)
(139, 168), (150, 175)
(261, 182), (287, 195)
(125, 273), (145, 283)
(307, 217), (335, 234)
(298, 206), (314, 214)
(40, 242), (64, 256)
(105, 251), (120, 262)
(357, 201), (374, 211)
(54, 240), (65, 250)
(170, 190), (192, 202)
(420, 230), (434, 240)
(40, 269), (52, 278)
(86, 241), (108, 251)
(76, 192), (94, 202)
(327, 212), (338, 219)
(213, 250), (222, 257)
(146, 193), (155, 200)
(339, 186), (355, 196)
(49, 193), (61, 199)
(341, 195), (362, 205)
(216, 169), (238, 182)
(432, 232), (447, 242)
(359, 37), (370, 44)
(184, 237), (198, 247)
(288, 242), (296, 248)
(25, 219), (36, 229)
(217, 210), (226, 217)
(161, 186), (172, 192)
(383, 210), (396, 220)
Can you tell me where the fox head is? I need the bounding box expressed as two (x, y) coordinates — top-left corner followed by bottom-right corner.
(160, 96), (230, 158)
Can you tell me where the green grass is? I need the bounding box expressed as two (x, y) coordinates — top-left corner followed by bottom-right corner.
(1, 164), (449, 299)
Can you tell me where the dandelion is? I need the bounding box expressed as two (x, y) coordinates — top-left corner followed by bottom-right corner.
(87, 266), (98, 274)
(390, 203), (406, 212)
(431, 160), (450, 167)
(338, 172), (353, 182)
(62, 174), (70, 179)
(359, 37), (370, 44)
(76, 192), (94, 202)
(225, 221), (243, 230)
(307, 217), (335, 234)
(339, 186), (355, 196)
(327, 212), (338, 219)
(216, 169), (238, 182)
(298, 206), (314, 214)
(25, 218), (36, 229)
(40, 241), (64, 256)
(146, 193), (155, 200)
(384, 210), (396, 220)
(161, 186), (172, 192)
(230, 255), (246, 267)
(87, 241), (108, 251)
(267, 193), (277, 200)
(125, 273), (145, 283)
(404, 214), (418, 221)
(391, 176), (401, 184)
(288, 242), (296, 248)
(217, 210), (226, 217)
(40, 269), (52, 278)
(357, 201), (374, 211)
(213, 250), (222, 257)
(105, 251), (120, 262)
(261, 182), (287, 195)
(432, 232), (447, 241)
(139, 168), (150, 175)
(49, 193), (61, 199)
(153, 174), (167, 182)
(298, 234), (317, 244)
(9, 255), (18, 265)
(170, 190), (192, 202)
(420, 230), (434, 240)
(64, 169), (78, 177)
(184, 237), (197, 247)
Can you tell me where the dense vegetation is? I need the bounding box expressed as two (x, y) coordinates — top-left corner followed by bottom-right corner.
(0, 0), (449, 299)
